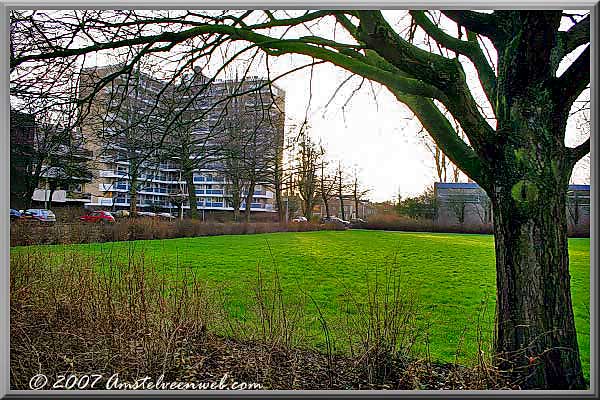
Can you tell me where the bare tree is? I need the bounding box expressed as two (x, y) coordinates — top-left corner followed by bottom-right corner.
(159, 71), (226, 220)
(473, 192), (493, 225)
(293, 127), (320, 220)
(351, 167), (370, 219)
(335, 161), (352, 221)
(220, 94), (247, 221)
(448, 193), (468, 226)
(317, 147), (337, 219)
(418, 123), (464, 183)
(241, 90), (282, 222)
(79, 63), (166, 215)
(212, 80), (283, 221)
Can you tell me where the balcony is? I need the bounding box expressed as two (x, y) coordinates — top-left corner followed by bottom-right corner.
(241, 190), (272, 198)
(99, 170), (128, 178)
(193, 175), (226, 183)
(98, 198), (115, 206)
(157, 161), (180, 171)
(241, 202), (268, 210)
(139, 187), (170, 196)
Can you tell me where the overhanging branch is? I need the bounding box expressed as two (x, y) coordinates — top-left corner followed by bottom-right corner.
(399, 92), (487, 185)
(440, 11), (502, 42)
(568, 138), (590, 165)
(558, 15), (590, 58)
(410, 11), (497, 113)
(555, 45), (590, 111)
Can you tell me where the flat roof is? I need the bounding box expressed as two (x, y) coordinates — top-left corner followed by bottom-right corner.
(569, 184), (591, 191)
(435, 182), (590, 191)
(435, 182), (480, 189)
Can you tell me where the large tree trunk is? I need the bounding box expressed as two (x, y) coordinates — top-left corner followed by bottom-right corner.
(491, 183), (584, 389)
(490, 19), (585, 384)
(487, 12), (586, 389)
(489, 132), (586, 388)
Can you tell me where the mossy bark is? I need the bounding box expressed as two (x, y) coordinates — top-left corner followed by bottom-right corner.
(490, 16), (585, 385)
(491, 181), (584, 388)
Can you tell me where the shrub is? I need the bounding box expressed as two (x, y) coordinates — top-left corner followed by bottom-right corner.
(363, 214), (495, 235)
(10, 219), (342, 247)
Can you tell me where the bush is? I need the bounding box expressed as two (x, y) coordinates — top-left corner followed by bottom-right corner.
(10, 219), (343, 247)
(363, 214), (494, 235)
(363, 213), (589, 237)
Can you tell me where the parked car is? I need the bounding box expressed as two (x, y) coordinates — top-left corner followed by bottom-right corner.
(10, 208), (22, 221)
(350, 218), (366, 227)
(157, 212), (175, 219)
(136, 211), (157, 217)
(320, 216), (350, 227)
(21, 209), (56, 223)
(291, 216), (308, 223)
(112, 210), (130, 218)
(79, 210), (115, 223)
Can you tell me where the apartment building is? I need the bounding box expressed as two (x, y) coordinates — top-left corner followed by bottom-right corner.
(78, 65), (285, 215)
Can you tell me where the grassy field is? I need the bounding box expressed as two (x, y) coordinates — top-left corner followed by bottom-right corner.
(12, 230), (590, 378)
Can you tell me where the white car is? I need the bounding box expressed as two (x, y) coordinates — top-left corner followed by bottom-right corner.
(21, 209), (56, 223)
(157, 212), (175, 219)
(136, 211), (157, 217)
(291, 216), (308, 223)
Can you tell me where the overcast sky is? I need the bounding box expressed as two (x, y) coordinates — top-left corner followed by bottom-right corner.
(274, 61), (436, 202)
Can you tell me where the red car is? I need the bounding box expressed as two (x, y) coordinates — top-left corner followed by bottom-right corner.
(79, 210), (115, 223)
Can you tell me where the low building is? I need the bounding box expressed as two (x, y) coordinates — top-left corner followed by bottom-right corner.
(567, 184), (591, 228)
(312, 196), (377, 220)
(434, 182), (590, 232)
(434, 182), (492, 227)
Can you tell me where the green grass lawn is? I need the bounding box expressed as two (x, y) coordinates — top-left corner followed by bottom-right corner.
(13, 230), (590, 378)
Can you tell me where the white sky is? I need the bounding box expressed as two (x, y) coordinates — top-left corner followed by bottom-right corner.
(274, 61), (434, 202)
